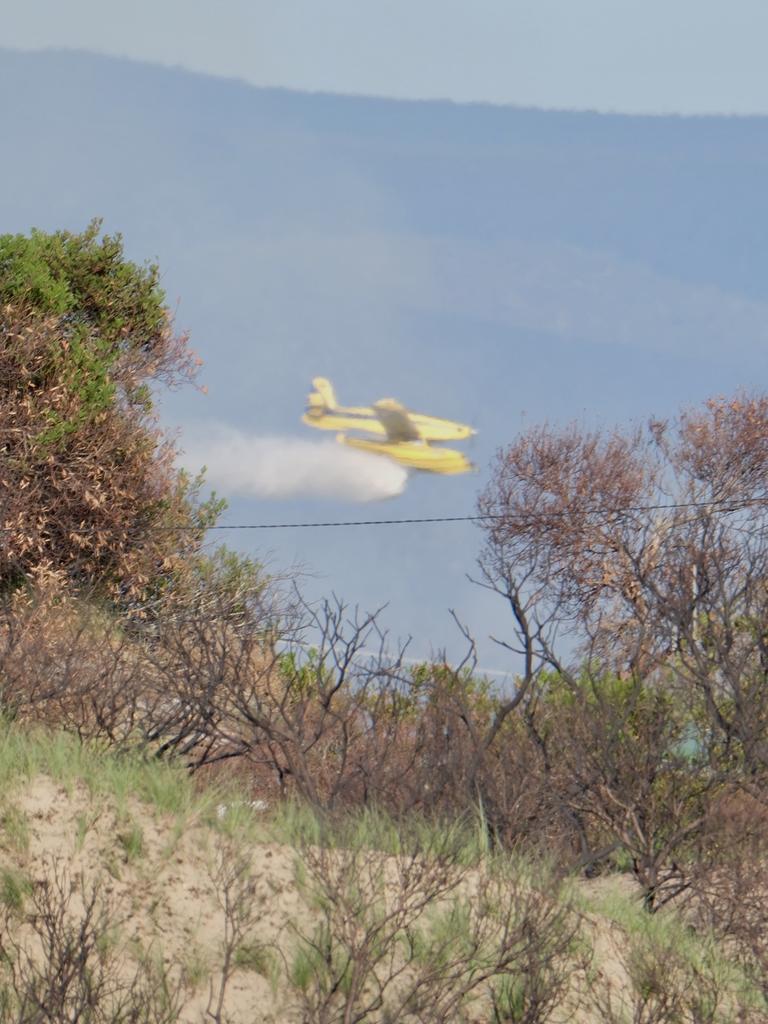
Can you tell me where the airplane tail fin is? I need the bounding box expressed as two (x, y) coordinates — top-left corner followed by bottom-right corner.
(311, 377), (338, 411)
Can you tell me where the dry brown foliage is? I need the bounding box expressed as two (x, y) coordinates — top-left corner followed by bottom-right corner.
(0, 861), (190, 1022)
(0, 574), (151, 741)
(475, 392), (768, 890)
(290, 829), (581, 1024)
(0, 302), (208, 601)
(686, 792), (768, 1005)
(592, 936), (729, 1024)
(478, 394), (768, 686)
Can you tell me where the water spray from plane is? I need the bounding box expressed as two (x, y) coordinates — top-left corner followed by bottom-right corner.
(179, 426), (408, 503)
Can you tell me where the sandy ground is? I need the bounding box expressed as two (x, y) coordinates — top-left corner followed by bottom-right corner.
(2, 776), (298, 1021)
(0, 774), (636, 1023)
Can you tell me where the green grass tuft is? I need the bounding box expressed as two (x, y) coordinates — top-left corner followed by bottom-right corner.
(270, 800), (493, 866)
(0, 804), (29, 855)
(0, 717), (204, 827)
(234, 941), (278, 983)
(0, 868), (32, 914)
(117, 820), (145, 862)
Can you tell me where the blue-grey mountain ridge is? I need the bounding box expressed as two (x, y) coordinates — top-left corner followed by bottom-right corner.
(1, 48), (766, 669)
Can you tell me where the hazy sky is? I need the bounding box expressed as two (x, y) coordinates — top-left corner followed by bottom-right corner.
(5, 0), (768, 115)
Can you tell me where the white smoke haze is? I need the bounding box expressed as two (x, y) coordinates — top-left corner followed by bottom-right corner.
(179, 425), (408, 502)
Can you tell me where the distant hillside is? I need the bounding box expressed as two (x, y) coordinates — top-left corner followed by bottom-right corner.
(1, 48), (766, 661)
(2, 49), (767, 295)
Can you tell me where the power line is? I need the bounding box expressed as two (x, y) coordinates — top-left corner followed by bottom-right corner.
(200, 497), (766, 529)
(1, 495), (766, 534)
(205, 514), (493, 530)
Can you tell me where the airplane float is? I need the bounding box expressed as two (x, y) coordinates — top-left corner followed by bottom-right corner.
(302, 377), (475, 475)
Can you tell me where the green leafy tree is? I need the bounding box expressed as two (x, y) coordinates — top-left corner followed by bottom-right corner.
(0, 221), (222, 599)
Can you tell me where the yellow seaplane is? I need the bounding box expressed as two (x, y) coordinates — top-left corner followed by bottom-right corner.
(302, 377), (475, 475)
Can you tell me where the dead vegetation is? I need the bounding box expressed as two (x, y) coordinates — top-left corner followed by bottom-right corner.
(0, 740), (594, 1023)
(6, 318), (768, 1022)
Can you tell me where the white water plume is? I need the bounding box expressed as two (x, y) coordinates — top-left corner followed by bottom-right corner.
(179, 425), (408, 502)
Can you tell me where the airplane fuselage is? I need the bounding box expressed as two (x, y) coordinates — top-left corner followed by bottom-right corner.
(303, 407), (474, 442)
(338, 434), (474, 475)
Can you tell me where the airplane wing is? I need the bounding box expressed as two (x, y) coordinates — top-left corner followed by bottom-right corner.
(373, 399), (422, 442)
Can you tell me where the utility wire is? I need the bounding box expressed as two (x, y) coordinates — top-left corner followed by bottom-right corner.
(205, 514), (494, 530)
(1, 494), (765, 533)
(198, 497), (766, 530)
